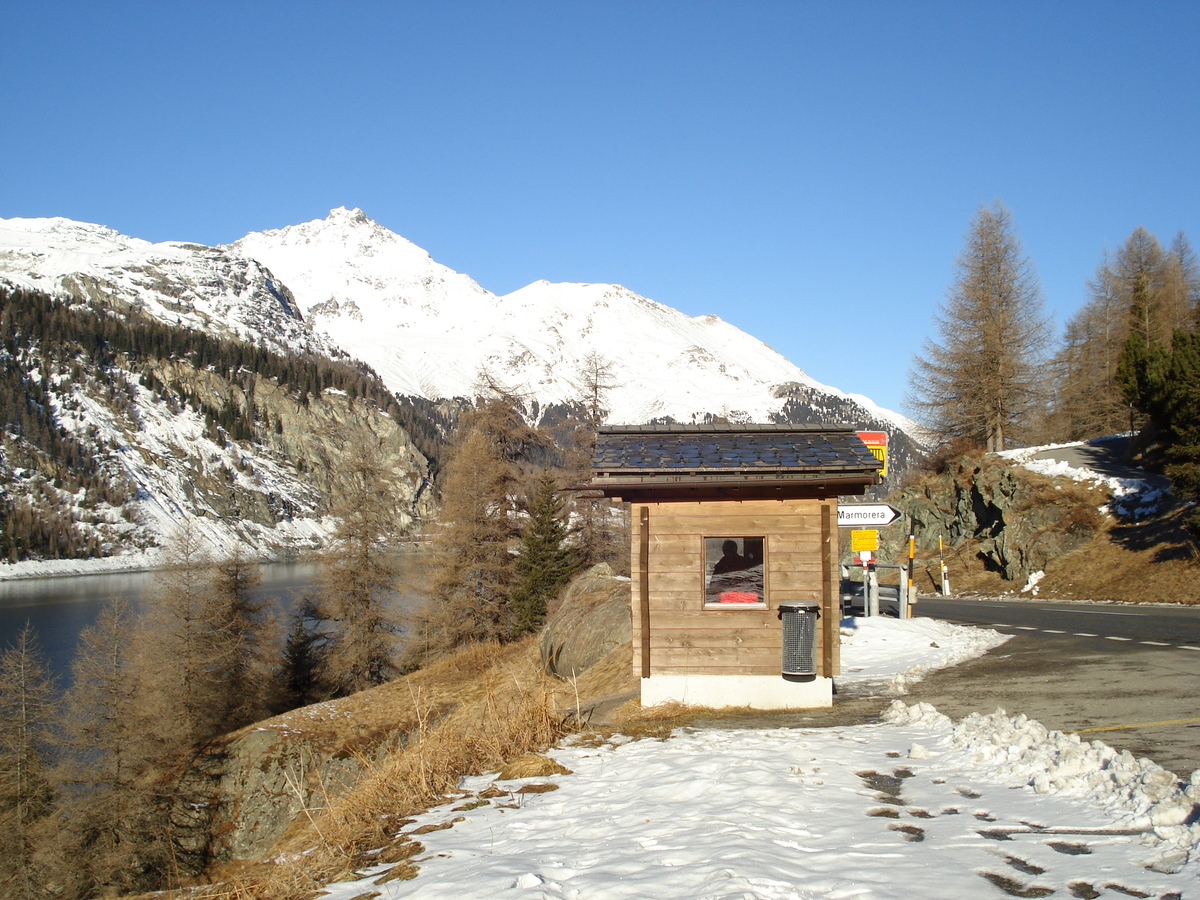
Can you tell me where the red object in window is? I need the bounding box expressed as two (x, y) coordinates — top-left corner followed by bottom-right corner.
(719, 591), (760, 604)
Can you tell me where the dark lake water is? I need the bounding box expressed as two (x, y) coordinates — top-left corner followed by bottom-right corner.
(0, 562), (323, 687)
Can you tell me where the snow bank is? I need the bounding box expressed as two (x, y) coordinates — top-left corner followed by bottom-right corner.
(999, 440), (1169, 519)
(838, 615), (1010, 695)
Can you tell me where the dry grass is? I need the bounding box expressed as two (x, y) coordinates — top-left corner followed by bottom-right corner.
(1037, 505), (1199, 603)
(908, 501), (1200, 604)
(498, 753), (572, 779)
(185, 637), (569, 899)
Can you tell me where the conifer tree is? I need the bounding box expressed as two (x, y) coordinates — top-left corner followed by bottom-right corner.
(564, 352), (628, 572)
(210, 546), (281, 729)
(414, 391), (541, 658)
(314, 432), (406, 695)
(908, 202), (1049, 451)
(0, 624), (58, 899)
(278, 604), (322, 710)
(510, 471), (581, 637)
(56, 600), (172, 897)
(138, 522), (236, 748)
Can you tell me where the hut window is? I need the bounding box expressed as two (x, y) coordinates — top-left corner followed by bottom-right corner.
(703, 537), (766, 607)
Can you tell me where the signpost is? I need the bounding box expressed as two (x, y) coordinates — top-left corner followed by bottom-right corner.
(837, 503), (901, 527)
(849, 529), (878, 552)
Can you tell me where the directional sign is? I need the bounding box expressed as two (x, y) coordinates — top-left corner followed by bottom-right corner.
(837, 503), (901, 527)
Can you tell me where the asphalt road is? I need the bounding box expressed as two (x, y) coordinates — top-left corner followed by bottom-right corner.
(907, 596), (1200, 778)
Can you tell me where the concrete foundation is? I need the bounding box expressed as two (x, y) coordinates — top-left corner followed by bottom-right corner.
(640, 674), (833, 710)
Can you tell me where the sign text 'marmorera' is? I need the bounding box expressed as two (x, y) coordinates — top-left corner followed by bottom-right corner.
(836, 503), (901, 527)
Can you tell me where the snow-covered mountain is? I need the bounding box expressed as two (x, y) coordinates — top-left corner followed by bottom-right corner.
(226, 207), (917, 433)
(0, 216), (327, 358)
(0, 208), (917, 437)
(0, 209), (922, 574)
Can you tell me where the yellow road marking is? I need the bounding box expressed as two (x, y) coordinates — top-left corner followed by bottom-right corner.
(1075, 717), (1200, 734)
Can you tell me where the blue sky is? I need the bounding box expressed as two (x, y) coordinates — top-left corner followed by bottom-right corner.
(3, 2), (1197, 416)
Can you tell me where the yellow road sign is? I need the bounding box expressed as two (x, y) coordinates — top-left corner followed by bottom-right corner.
(850, 529), (878, 552)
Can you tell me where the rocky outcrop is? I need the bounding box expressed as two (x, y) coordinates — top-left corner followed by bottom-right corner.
(883, 453), (1106, 582)
(122, 359), (435, 554)
(171, 694), (421, 871)
(539, 564), (632, 678)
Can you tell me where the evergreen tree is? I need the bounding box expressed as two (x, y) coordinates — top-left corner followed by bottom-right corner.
(510, 471), (581, 637)
(0, 624), (58, 899)
(278, 604), (322, 711)
(908, 202), (1049, 451)
(314, 431), (406, 695)
(414, 391), (541, 659)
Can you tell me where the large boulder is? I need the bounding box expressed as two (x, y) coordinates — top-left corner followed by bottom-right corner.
(539, 564), (631, 678)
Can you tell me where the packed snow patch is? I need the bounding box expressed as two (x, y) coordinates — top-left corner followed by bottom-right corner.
(838, 615), (1010, 695)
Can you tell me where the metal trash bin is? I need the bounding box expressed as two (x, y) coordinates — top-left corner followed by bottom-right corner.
(779, 600), (820, 676)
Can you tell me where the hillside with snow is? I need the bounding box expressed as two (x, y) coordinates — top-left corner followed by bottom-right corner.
(0, 216), (328, 358)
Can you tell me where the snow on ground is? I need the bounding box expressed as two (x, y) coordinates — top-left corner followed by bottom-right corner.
(999, 437), (1170, 520)
(837, 615), (1009, 696)
(317, 618), (1199, 899)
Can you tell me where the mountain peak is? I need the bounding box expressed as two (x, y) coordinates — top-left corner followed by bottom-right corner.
(327, 206), (372, 226)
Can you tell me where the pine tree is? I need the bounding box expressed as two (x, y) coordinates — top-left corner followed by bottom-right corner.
(56, 600), (172, 896)
(278, 604), (321, 711)
(563, 353), (628, 572)
(413, 392), (541, 659)
(0, 624), (58, 899)
(510, 471), (581, 637)
(314, 431), (406, 695)
(908, 202), (1049, 451)
(210, 547), (280, 729)
(1050, 254), (1132, 440)
(137, 523), (236, 748)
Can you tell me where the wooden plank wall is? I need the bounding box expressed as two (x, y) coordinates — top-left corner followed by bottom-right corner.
(631, 498), (839, 678)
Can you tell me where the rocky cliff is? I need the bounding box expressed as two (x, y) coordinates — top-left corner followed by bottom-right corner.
(883, 452), (1107, 584)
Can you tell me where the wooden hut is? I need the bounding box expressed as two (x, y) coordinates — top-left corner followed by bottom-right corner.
(588, 424), (882, 709)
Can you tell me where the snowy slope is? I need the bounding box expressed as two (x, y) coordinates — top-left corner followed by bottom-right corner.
(0, 216), (327, 358)
(228, 208), (919, 432)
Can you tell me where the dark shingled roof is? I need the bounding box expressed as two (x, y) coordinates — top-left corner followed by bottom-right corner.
(588, 424), (881, 499)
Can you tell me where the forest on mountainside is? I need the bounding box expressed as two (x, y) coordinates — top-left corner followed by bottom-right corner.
(0, 377), (620, 898)
(0, 287), (452, 562)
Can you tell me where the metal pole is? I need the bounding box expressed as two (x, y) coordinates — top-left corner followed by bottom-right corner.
(907, 533), (915, 605)
(939, 533), (950, 596)
(861, 554), (871, 616)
